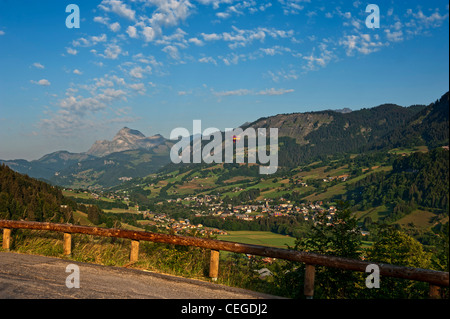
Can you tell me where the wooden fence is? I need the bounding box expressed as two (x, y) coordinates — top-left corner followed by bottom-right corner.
(1, 220), (448, 298)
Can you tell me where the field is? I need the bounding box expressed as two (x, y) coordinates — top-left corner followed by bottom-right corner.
(62, 189), (115, 202)
(217, 231), (296, 249)
(395, 209), (437, 230)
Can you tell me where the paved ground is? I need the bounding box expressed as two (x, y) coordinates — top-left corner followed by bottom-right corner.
(0, 251), (283, 299)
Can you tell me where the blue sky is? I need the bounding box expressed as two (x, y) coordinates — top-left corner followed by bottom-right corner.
(0, 0), (448, 160)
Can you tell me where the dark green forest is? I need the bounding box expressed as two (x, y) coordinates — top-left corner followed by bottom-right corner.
(278, 93), (448, 168)
(0, 164), (74, 223)
(345, 148), (449, 222)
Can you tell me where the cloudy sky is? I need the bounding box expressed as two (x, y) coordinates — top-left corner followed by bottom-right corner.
(0, 0), (448, 160)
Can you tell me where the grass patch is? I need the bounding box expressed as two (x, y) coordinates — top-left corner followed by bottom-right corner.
(218, 231), (296, 249)
(355, 205), (390, 223)
(394, 209), (436, 230)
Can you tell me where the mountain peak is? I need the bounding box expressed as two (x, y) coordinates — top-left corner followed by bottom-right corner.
(115, 127), (145, 139)
(87, 127), (166, 157)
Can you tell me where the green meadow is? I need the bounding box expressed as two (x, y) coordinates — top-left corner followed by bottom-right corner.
(218, 231), (296, 249)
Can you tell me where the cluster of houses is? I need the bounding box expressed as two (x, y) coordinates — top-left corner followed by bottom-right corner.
(210, 201), (338, 224)
(163, 194), (339, 225)
(67, 187), (357, 235)
(65, 189), (131, 202)
(140, 212), (228, 236)
(136, 196), (346, 237)
(322, 175), (349, 182)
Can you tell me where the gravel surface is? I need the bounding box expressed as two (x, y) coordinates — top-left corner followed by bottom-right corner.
(0, 251), (282, 299)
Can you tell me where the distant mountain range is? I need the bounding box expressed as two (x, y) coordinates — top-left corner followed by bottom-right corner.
(1, 128), (174, 188)
(1, 92), (448, 189)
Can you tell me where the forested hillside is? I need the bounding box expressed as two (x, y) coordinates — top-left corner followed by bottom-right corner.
(371, 92), (449, 150)
(273, 103), (426, 167)
(345, 148), (449, 222)
(0, 164), (74, 223)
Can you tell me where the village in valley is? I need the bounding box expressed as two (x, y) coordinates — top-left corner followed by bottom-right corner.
(69, 188), (346, 237)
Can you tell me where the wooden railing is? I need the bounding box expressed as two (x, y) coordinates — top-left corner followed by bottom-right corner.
(1, 219), (448, 298)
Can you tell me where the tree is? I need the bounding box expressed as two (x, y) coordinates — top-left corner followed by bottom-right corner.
(281, 201), (364, 299)
(363, 226), (432, 298)
(87, 205), (102, 225)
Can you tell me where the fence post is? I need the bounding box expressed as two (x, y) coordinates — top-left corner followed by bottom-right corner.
(209, 249), (220, 281)
(304, 264), (316, 299)
(2, 229), (11, 251)
(63, 233), (72, 256)
(130, 240), (139, 263)
(429, 284), (440, 299)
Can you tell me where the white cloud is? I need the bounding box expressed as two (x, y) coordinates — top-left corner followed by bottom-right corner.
(94, 16), (109, 25)
(58, 87), (127, 117)
(301, 41), (336, 71)
(189, 37), (204, 46)
(403, 8), (448, 38)
(72, 34), (107, 48)
(39, 72), (137, 136)
(109, 22), (121, 32)
(73, 69), (83, 75)
(128, 83), (146, 94)
(258, 88), (295, 96)
(222, 53), (241, 65)
(216, 12), (230, 19)
(267, 69), (298, 82)
(154, 28), (188, 47)
(129, 66), (152, 79)
(162, 45), (181, 60)
(0, 30), (5, 36)
(31, 79), (51, 86)
(201, 32), (222, 41)
(385, 29), (404, 42)
(278, 0), (310, 15)
(126, 26), (138, 38)
(260, 46), (291, 56)
(66, 47), (78, 55)
(339, 34), (385, 56)
(32, 62), (45, 69)
(195, 0), (234, 10)
(142, 26), (156, 42)
(212, 0), (271, 19)
(93, 18), (120, 32)
(132, 53), (162, 67)
(214, 88), (252, 97)
(213, 87), (294, 97)
(99, 0), (136, 20)
(101, 43), (123, 59)
(412, 9), (448, 27)
(198, 56), (217, 65)
(134, 0), (193, 42)
(200, 26), (294, 50)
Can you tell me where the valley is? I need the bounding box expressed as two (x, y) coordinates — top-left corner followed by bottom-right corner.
(2, 92), (449, 250)
(1, 91), (448, 299)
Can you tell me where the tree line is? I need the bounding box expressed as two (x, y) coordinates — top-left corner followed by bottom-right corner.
(344, 148), (449, 222)
(0, 164), (74, 223)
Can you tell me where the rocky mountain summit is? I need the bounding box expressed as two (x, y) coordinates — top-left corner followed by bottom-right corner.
(87, 127), (166, 157)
